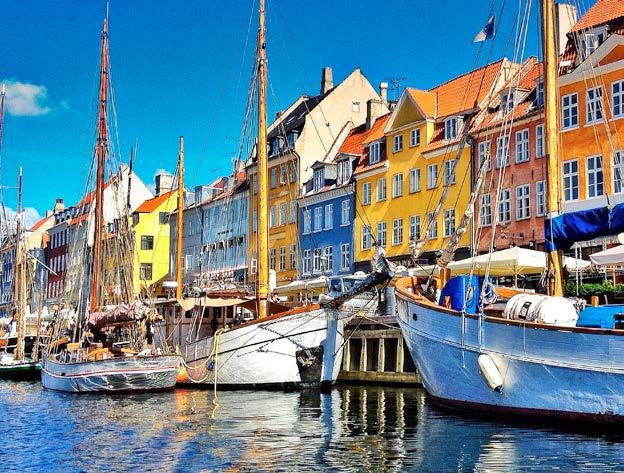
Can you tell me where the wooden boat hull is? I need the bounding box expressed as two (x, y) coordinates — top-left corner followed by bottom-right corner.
(41, 354), (182, 393)
(395, 277), (624, 423)
(180, 307), (345, 389)
(0, 361), (40, 381)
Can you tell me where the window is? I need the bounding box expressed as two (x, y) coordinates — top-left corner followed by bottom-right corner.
(377, 178), (387, 201)
(140, 235), (154, 250)
(269, 206), (277, 228)
(314, 207), (323, 232)
(583, 30), (606, 58)
(614, 151), (624, 193)
(586, 87), (604, 124)
(352, 101), (360, 113)
(377, 222), (387, 247)
(410, 128), (420, 147)
(392, 218), (403, 245)
(313, 248), (322, 273)
(392, 173), (403, 198)
(279, 202), (287, 226)
(393, 134), (403, 153)
(287, 131), (298, 148)
(409, 215), (420, 241)
(303, 250), (311, 274)
(613, 80), (624, 118)
(409, 168), (421, 193)
(370, 142), (381, 164)
(443, 209), (455, 237)
(159, 212), (168, 224)
(271, 167), (278, 188)
(289, 201), (297, 224)
(516, 185), (530, 220)
(535, 124), (545, 158)
(140, 263), (153, 280)
(253, 210), (258, 232)
(535, 80), (544, 108)
(515, 129), (529, 163)
(337, 159), (351, 185)
(324, 204), (333, 229)
(362, 182), (371, 205)
(536, 181), (546, 216)
(478, 141), (491, 170)
(501, 90), (515, 114)
(496, 135), (510, 168)
(587, 155), (604, 198)
(313, 168), (324, 192)
(443, 161), (456, 185)
(426, 164), (438, 189)
(426, 213), (438, 239)
(290, 244), (297, 269)
(444, 116), (462, 140)
(279, 247), (286, 271)
(289, 161), (298, 183)
(280, 164), (287, 184)
(252, 174), (258, 195)
(341, 200), (350, 226)
(563, 160), (579, 201)
(498, 189), (511, 223)
(132, 213), (140, 226)
(361, 225), (372, 250)
(323, 247), (333, 272)
(562, 93), (578, 129)
(340, 243), (350, 271)
(303, 209), (311, 234)
(269, 248), (276, 270)
(479, 194), (492, 226)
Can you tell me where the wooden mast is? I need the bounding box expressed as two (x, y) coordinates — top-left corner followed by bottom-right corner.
(14, 167), (25, 361)
(90, 15), (109, 313)
(175, 136), (184, 300)
(541, 0), (564, 296)
(257, 0), (269, 319)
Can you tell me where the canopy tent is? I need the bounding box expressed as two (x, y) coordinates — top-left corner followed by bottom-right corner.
(177, 296), (248, 313)
(447, 247), (590, 277)
(589, 245), (624, 266)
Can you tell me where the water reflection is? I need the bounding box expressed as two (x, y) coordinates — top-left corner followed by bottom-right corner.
(1, 383), (624, 472)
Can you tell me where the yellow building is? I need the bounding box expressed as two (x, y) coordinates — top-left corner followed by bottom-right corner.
(130, 189), (178, 297)
(355, 59), (514, 269)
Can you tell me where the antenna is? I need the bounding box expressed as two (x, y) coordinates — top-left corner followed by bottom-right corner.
(385, 76), (408, 101)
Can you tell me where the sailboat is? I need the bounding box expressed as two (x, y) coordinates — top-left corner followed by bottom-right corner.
(41, 12), (181, 393)
(178, 0), (393, 389)
(396, 0), (624, 423)
(0, 166), (41, 380)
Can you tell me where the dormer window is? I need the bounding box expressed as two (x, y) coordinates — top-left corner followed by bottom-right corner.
(501, 90), (515, 114)
(535, 80), (544, 108)
(287, 131), (298, 148)
(444, 116), (462, 141)
(313, 168), (324, 192)
(370, 142), (381, 164)
(583, 27), (607, 59)
(336, 159), (351, 186)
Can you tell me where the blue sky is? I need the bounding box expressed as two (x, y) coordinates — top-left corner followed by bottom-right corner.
(0, 0), (546, 222)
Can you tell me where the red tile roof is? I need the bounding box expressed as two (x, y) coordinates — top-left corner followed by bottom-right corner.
(339, 113), (391, 155)
(571, 0), (624, 33)
(30, 215), (52, 232)
(406, 88), (437, 117)
(135, 190), (176, 213)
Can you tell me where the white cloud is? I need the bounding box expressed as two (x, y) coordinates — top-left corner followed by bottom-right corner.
(2, 80), (52, 116)
(0, 206), (43, 231)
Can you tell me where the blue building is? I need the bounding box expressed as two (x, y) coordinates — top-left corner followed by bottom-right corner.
(298, 149), (357, 279)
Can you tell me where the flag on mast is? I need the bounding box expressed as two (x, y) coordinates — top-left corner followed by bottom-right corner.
(474, 15), (495, 42)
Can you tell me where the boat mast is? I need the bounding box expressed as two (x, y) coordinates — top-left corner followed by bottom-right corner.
(90, 15), (109, 313)
(176, 136), (184, 300)
(257, 0), (269, 319)
(541, 0), (564, 296)
(14, 167), (25, 361)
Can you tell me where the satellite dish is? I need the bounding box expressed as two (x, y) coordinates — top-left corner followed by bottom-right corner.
(618, 233), (624, 245)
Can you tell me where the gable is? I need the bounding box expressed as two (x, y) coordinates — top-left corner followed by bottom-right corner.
(599, 43), (624, 66)
(385, 92), (427, 132)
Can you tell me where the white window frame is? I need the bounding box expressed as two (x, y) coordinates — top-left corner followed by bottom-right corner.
(515, 128), (530, 163)
(409, 215), (420, 241)
(562, 93), (579, 130)
(478, 141), (491, 170)
(426, 164), (438, 189)
(279, 202), (287, 226)
(443, 161), (456, 185)
(370, 142), (381, 164)
(323, 246), (333, 273)
(409, 168), (420, 193)
(376, 178), (387, 202)
(361, 225), (372, 250)
(586, 155), (604, 198)
(289, 201), (297, 224)
(614, 151), (624, 194)
(313, 248), (322, 274)
(586, 86), (604, 125)
(496, 135), (510, 168)
(498, 189), (511, 223)
(393, 134), (403, 153)
(324, 204), (333, 230)
(303, 250), (311, 275)
(314, 207), (323, 232)
(536, 181), (546, 216)
(443, 209), (455, 237)
(426, 213), (438, 239)
(515, 184), (530, 220)
(377, 222), (387, 248)
(479, 194), (492, 227)
(303, 209), (311, 234)
(362, 182), (371, 205)
(341, 199), (350, 226)
(535, 124), (545, 159)
(612, 80), (624, 119)
(392, 173), (403, 198)
(444, 116), (462, 141)
(392, 218), (403, 246)
(410, 128), (421, 147)
(313, 168), (324, 192)
(563, 159), (579, 202)
(340, 243), (350, 271)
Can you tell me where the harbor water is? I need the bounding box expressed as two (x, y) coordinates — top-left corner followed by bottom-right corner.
(1, 382), (624, 472)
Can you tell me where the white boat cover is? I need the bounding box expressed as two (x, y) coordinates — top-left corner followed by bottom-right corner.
(589, 245), (624, 266)
(447, 247), (589, 276)
(177, 297), (247, 312)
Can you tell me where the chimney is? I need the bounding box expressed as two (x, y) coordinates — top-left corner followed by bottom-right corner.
(53, 198), (64, 214)
(379, 82), (388, 106)
(366, 99), (384, 130)
(555, 3), (578, 55)
(155, 171), (174, 196)
(320, 67), (333, 95)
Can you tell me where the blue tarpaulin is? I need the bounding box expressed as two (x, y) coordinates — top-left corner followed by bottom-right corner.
(545, 203), (624, 251)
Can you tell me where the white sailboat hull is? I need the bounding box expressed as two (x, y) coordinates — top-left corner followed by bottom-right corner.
(180, 307), (345, 389)
(41, 354), (182, 393)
